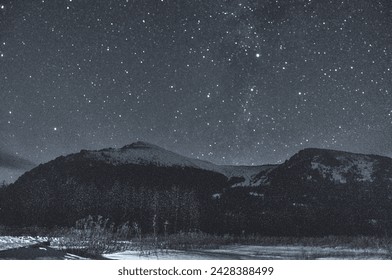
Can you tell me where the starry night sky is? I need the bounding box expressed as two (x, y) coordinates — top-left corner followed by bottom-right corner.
(0, 0), (391, 182)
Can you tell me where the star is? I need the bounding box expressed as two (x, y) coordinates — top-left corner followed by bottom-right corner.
(0, 0), (390, 183)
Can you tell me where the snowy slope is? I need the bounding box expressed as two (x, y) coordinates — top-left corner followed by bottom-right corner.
(309, 153), (376, 184)
(84, 141), (219, 170)
(221, 165), (276, 186)
(265, 148), (392, 188)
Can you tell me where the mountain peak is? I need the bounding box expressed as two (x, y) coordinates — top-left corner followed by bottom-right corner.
(121, 141), (162, 150)
(298, 147), (346, 155)
(82, 141), (202, 169)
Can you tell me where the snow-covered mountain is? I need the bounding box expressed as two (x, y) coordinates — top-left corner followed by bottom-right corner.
(264, 148), (392, 188)
(1, 141), (272, 229)
(74, 141), (271, 186)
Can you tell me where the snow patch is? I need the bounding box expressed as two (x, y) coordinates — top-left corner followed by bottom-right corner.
(212, 193), (221, 199)
(249, 192), (264, 197)
(310, 154), (375, 184)
(0, 236), (48, 250)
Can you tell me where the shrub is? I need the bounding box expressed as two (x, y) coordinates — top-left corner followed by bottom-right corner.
(51, 215), (133, 255)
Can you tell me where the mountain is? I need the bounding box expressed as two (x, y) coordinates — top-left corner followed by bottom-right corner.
(216, 148), (392, 235)
(76, 141), (268, 185)
(0, 143), (391, 236)
(0, 142), (271, 231)
(264, 148), (392, 187)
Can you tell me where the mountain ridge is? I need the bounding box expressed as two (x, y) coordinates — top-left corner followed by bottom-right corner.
(67, 141), (271, 186)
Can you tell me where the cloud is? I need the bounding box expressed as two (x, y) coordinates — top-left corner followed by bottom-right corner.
(0, 150), (35, 170)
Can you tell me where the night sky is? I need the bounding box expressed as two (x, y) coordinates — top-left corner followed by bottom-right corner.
(1, 0), (391, 182)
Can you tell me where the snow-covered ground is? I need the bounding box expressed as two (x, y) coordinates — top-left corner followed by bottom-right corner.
(0, 236), (48, 250)
(0, 236), (89, 259)
(104, 245), (390, 260)
(1, 236), (390, 260)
